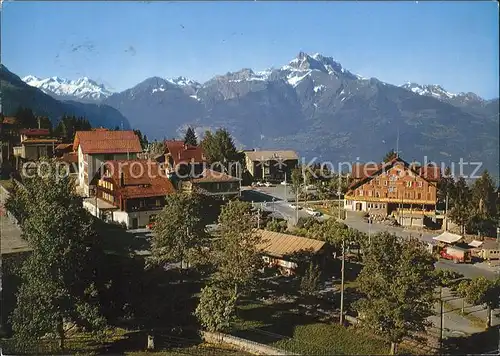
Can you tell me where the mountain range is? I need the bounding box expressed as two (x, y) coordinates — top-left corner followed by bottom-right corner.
(7, 52), (500, 174)
(0, 65), (131, 130)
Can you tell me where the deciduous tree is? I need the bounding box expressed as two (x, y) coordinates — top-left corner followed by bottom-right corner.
(211, 201), (263, 298)
(456, 277), (500, 328)
(354, 232), (436, 355)
(150, 192), (208, 276)
(8, 162), (105, 350)
(195, 285), (237, 333)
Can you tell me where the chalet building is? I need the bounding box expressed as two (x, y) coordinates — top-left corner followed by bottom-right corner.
(159, 140), (206, 178)
(180, 168), (241, 200)
(256, 229), (327, 276)
(344, 157), (441, 227)
(84, 160), (175, 229)
(12, 129), (60, 162)
(54, 143), (74, 157)
(244, 150), (299, 183)
(73, 129), (142, 196)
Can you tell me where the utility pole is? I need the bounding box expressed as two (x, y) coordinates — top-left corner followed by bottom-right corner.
(439, 286), (444, 351)
(284, 171), (287, 203)
(296, 188), (299, 224)
(257, 207), (261, 229)
(339, 238), (345, 325)
(445, 193), (449, 231)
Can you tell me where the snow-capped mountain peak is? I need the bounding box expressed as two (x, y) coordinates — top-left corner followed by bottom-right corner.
(22, 75), (113, 101)
(166, 76), (201, 89)
(401, 82), (457, 99)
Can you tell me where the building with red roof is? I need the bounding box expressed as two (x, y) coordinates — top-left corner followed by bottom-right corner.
(73, 129), (142, 196)
(344, 156), (441, 227)
(85, 159), (175, 229)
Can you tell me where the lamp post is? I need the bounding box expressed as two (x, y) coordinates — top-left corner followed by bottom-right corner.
(339, 237), (345, 325)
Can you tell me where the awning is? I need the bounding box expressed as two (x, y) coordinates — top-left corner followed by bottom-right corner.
(433, 231), (463, 244)
(468, 240), (483, 248)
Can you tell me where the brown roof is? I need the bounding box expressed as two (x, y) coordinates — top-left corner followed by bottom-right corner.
(351, 162), (384, 179)
(2, 117), (17, 125)
(57, 152), (78, 164)
(103, 160), (175, 199)
(256, 230), (326, 258)
(348, 157), (441, 190)
(20, 128), (50, 136)
(74, 130), (142, 154)
(55, 143), (73, 151)
(245, 150), (299, 162)
(22, 138), (60, 144)
(165, 140), (206, 166)
(192, 168), (240, 183)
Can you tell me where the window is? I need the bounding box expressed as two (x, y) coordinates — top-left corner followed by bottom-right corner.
(155, 199), (161, 207)
(375, 191), (380, 198)
(407, 181), (412, 188)
(418, 181), (423, 188)
(417, 193), (421, 199)
(140, 200), (144, 208)
(359, 190), (363, 196)
(368, 190), (373, 197)
(384, 181), (388, 186)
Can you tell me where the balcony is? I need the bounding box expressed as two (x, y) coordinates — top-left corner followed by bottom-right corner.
(345, 195), (436, 205)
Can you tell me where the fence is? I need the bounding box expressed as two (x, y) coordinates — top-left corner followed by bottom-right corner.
(200, 330), (299, 355)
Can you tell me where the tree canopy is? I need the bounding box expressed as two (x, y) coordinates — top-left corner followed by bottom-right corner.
(184, 127), (198, 146)
(150, 192), (208, 269)
(200, 129), (241, 173)
(53, 116), (92, 142)
(456, 277), (500, 328)
(7, 162), (105, 350)
(354, 232), (437, 354)
(383, 149), (397, 163)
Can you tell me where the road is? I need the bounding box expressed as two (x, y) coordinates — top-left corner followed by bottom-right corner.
(342, 212), (500, 280)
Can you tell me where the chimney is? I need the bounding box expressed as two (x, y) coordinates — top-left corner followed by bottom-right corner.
(120, 172), (125, 186)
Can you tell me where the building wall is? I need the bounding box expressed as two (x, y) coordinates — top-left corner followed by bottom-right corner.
(111, 210), (158, 229)
(345, 163), (437, 210)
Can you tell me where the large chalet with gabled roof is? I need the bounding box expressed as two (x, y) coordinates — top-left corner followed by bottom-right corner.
(345, 156), (441, 227)
(73, 129), (143, 196)
(85, 159), (175, 229)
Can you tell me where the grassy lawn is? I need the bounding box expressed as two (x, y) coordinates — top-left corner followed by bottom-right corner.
(0, 179), (13, 192)
(232, 301), (393, 355)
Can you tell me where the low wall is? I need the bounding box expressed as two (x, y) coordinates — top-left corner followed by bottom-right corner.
(0, 184), (19, 226)
(200, 330), (299, 355)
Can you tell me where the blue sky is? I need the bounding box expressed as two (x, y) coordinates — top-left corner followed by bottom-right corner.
(2, 1), (499, 99)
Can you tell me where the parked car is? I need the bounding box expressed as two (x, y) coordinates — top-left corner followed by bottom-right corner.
(255, 182), (265, 187)
(305, 208), (321, 217)
(280, 181), (289, 186)
(288, 203), (302, 210)
(264, 182), (273, 187)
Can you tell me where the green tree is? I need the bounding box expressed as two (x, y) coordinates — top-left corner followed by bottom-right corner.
(184, 127), (198, 146)
(456, 277), (500, 328)
(383, 149), (397, 163)
(133, 129), (148, 150)
(290, 167), (303, 197)
(195, 285), (237, 332)
(469, 170), (498, 235)
(8, 162), (105, 350)
(449, 177), (472, 234)
(150, 192), (208, 276)
(15, 107), (38, 129)
(211, 201), (263, 298)
(355, 232), (437, 355)
(437, 166), (456, 204)
(200, 129), (241, 173)
(299, 262), (321, 298)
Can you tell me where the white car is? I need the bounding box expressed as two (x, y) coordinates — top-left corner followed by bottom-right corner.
(288, 203), (301, 210)
(280, 181), (289, 186)
(305, 208), (321, 217)
(264, 182), (273, 187)
(255, 182), (264, 187)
